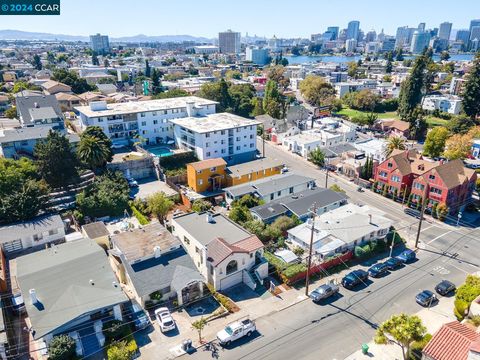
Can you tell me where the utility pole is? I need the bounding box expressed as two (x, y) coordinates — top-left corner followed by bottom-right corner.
(305, 203), (317, 297)
(324, 158), (329, 188)
(389, 229), (396, 258)
(262, 127), (265, 158)
(414, 193), (427, 249)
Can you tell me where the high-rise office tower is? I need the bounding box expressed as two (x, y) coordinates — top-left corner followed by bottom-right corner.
(346, 21), (360, 40)
(418, 23), (426, 31)
(218, 30), (241, 54)
(327, 26), (339, 40)
(438, 22), (453, 40)
(89, 33), (110, 54)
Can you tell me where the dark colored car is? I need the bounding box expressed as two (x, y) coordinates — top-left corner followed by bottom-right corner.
(341, 269), (369, 289)
(368, 263), (388, 278)
(435, 280), (456, 296)
(416, 290), (438, 307)
(404, 208), (421, 219)
(385, 257), (403, 270)
(396, 249), (416, 263)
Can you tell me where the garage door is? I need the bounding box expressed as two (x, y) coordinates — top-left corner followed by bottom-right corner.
(219, 270), (243, 291)
(3, 239), (23, 254)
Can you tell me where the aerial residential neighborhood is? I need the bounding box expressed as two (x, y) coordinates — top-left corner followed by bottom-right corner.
(2, 1), (480, 360)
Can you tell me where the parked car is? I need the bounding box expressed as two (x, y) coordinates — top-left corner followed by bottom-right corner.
(396, 249), (416, 263)
(126, 177), (138, 188)
(404, 208), (421, 219)
(310, 283), (339, 302)
(155, 307), (176, 332)
(368, 263), (388, 278)
(357, 187), (365, 192)
(435, 280), (456, 296)
(217, 319), (256, 346)
(281, 166), (289, 174)
(385, 257), (403, 270)
(131, 302), (150, 330)
(416, 290), (438, 307)
(341, 269), (369, 289)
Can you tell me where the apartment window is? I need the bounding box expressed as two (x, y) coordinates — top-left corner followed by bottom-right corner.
(236, 137), (241, 141)
(210, 264), (214, 275)
(206, 133), (210, 138)
(153, 120), (158, 125)
(205, 142), (209, 148)
(430, 187), (442, 195)
(221, 130), (225, 135)
(98, 118), (103, 122)
(210, 167), (216, 172)
(250, 134), (254, 139)
(141, 121), (146, 126)
(289, 187), (294, 194)
(48, 229), (58, 236)
(391, 175), (400, 182)
(221, 149), (226, 154)
(140, 113), (145, 117)
(250, 253), (253, 258)
(183, 236), (190, 245)
(197, 170), (202, 174)
(270, 194), (274, 200)
(277, 191), (281, 196)
(221, 140), (225, 145)
(152, 112), (157, 116)
(206, 152), (211, 157)
(236, 146), (241, 151)
(236, 128), (240, 132)
(198, 179), (203, 185)
(413, 182), (425, 190)
(387, 162), (393, 168)
(379, 171), (388, 177)
(33, 233), (43, 242)
(429, 174), (436, 180)
(195, 246), (200, 254)
(250, 126), (254, 130)
(250, 143), (254, 148)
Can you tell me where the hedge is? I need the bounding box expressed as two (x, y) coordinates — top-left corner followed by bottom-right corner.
(130, 204), (149, 225)
(264, 251), (287, 273)
(282, 263), (307, 279)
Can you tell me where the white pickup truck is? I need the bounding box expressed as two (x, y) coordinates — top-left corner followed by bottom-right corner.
(216, 319), (256, 346)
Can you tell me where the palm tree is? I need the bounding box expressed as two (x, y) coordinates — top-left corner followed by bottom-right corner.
(384, 136), (407, 158)
(77, 135), (112, 170)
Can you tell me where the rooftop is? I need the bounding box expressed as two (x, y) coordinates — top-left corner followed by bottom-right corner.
(82, 221), (109, 240)
(0, 214), (64, 243)
(170, 112), (260, 134)
(172, 212), (251, 246)
(16, 240), (128, 339)
(0, 127), (79, 144)
(188, 158), (227, 172)
(226, 157), (284, 177)
(111, 221), (180, 263)
(75, 96), (217, 117)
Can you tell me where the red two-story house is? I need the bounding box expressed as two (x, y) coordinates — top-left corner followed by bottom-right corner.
(410, 159), (476, 214)
(374, 150), (476, 214)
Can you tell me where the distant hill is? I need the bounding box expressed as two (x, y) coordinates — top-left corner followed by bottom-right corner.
(0, 30), (213, 43)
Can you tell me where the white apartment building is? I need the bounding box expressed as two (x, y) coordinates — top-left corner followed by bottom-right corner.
(334, 80), (377, 98)
(245, 46), (269, 65)
(75, 96), (218, 146)
(170, 112), (260, 164)
(219, 30), (241, 54)
(422, 95), (463, 115)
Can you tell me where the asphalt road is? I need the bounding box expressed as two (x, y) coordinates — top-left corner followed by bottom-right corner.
(184, 141), (480, 360)
(188, 223), (480, 360)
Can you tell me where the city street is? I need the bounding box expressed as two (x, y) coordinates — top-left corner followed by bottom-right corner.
(186, 223), (480, 360)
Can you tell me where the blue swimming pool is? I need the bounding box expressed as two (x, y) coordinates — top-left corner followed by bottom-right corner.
(147, 146), (174, 157)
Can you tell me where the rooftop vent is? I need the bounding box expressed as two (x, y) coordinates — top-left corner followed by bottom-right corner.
(153, 245), (161, 258)
(89, 279), (95, 286)
(29, 289), (38, 304)
(206, 213), (214, 223)
(90, 101), (108, 111)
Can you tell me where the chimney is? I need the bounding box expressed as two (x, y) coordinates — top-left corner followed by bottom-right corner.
(153, 245), (161, 258)
(186, 101), (196, 117)
(29, 289), (38, 304)
(368, 214), (372, 224)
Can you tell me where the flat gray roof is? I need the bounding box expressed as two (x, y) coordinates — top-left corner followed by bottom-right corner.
(0, 127), (79, 144)
(28, 107), (59, 121)
(226, 158), (284, 177)
(16, 240), (128, 339)
(0, 214), (63, 243)
(225, 173), (315, 198)
(170, 112), (260, 133)
(172, 212), (251, 246)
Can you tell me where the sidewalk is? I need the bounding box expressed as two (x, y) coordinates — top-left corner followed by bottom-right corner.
(344, 296), (456, 360)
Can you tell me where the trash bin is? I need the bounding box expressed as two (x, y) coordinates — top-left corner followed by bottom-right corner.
(362, 343), (369, 355)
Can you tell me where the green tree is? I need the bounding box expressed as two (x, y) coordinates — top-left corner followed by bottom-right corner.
(76, 171), (130, 218)
(347, 61), (359, 78)
(423, 126), (449, 158)
(198, 79), (232, 112)
(440, 50), (450, 61)
(228, 205), (252, 224)
(48, 335), (76, 360)
(398, 54), (429, 121)
(191, 317), (208, 343)
(448, 114), (477, 134)
(32, 54), (42, 70)
(191, 199), (212, 213)
(251, 97), (265, 116)
(147, 192), (174, 224)
(384, 136), (407, 158)
(396, 48), (404, 61)
(308, 148), (326, 167)
(92, 52), (99, 66)
(77, 126), (113, 170)
(385, 60), (393, 74)
(233, 194), (262, 209)
(4, 107), (16, 119)
(107, 341), (134, 360)
(229, 84), (256, 117)
(243, 219), (265, 236)
(329, 184), (346, 193)
(462, 52), (480, 120)
(0, 158), (48, 224)
(151, 68), (162, 95)
(267, 65), (290, 90)
(145, 60), (151, 78)
(152, 89), (189, 99)
(374, 313), (427, 360)
(34, 130), (78, 188)
(299, 75), (336, 106)
(444, 133), (472, 160)
(52, 69), (95, 94)
(263, 80), (283, 119)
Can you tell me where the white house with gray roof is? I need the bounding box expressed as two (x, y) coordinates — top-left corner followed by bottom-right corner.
(15, 240), (128, 355)
(287, 204), (393, 258)
(14, 91), (64, 130)
(171, 212), (267, 291)
(224, 173), (316, 205)
(0, 214), (65, 255)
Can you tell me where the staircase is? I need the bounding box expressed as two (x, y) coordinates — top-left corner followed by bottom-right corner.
(78, 326), (101, 359)
(248, 265), (266, 296)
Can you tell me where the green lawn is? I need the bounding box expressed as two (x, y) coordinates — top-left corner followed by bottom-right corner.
(425, 116), (449, 128)
(337, 108), (399, 120)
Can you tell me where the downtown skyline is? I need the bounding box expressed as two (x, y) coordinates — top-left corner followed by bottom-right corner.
(0, 0), (479, 39)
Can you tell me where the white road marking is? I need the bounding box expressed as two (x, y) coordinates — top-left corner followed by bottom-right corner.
(427, 230), (454, 244)
(421, 225), (434, 233)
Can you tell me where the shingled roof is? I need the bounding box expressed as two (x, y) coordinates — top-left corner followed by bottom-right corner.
(206, 235), (263, 267)
(433, 159), (476, 190)
(422, 321), (479, 360)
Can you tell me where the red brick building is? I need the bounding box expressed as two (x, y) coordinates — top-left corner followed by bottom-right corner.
(374, 150), (476, 214)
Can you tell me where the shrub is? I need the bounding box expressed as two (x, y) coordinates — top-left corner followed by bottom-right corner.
(103, 320), (130, 342)
(454, 275), (480, 320)
(149, 291), (163, 301)
(264, 251), (288, 273)
(292, 246), (305, 257)
(191, 199), (212, 213)
(454, 299), (470, 320)
(48, 335), (76, 360)
(282, 263), (307, 279)
(130, 204), (149, 225)
(468, 315), (480, 327)
(410, 333), (432, 360)
(107, 339), (137, 360)
(354, 246), (366, 258)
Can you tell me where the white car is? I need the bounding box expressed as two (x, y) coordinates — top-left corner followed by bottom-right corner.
(155, 307), (176, 332)
(216, 319), (256, 346)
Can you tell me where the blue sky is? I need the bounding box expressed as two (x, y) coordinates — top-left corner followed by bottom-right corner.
(1, 0), (479, 38)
